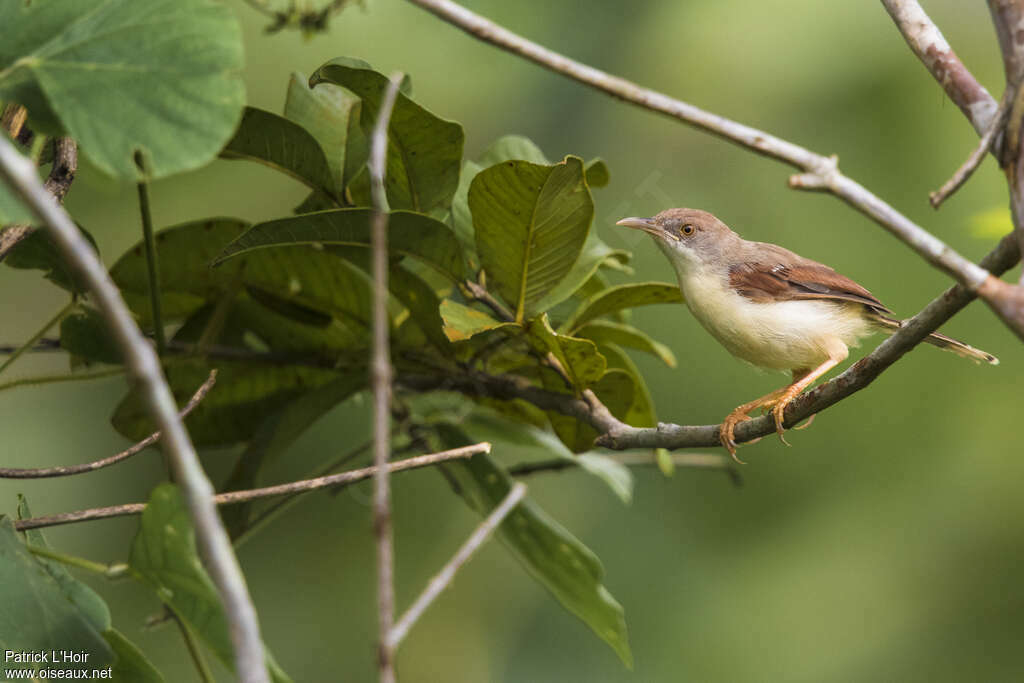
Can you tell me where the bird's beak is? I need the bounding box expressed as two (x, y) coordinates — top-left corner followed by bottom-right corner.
(616, 216), (663, 238)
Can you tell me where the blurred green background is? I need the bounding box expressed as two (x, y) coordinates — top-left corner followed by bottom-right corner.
(2, 0), (1022, 680)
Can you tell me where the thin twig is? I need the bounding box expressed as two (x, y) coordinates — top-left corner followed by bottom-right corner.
(0, 301), (75, 378)
(0, 136), (270, 683)
(26, 544), (124, 578)
(0, 370), (217, 479)
(882, 0), (999, 136)
(387, 482), (527, 648)
(14, 443), (491, 531)
(136, 163), (166, 356)
(370, 71), (403, 683)
(0, 367), (125, 393)
(931, 88), (1015, 208)
(508, 451), (740, 484)
(172, 614), (216, 683)
(405, 0), (995, 296)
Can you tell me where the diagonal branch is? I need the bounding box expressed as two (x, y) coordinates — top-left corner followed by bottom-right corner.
(405, 0), (998, 297)
(0, 136), (270, 683)
(0, 371), (217, 479)
(387, 482), (527, 649)
(14, 443), (492, 531)
(882, 0), (999, 136)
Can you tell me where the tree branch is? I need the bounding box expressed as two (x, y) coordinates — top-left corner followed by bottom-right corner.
(882, 0), (999, 136)
(0, 136), (270, 683)
(0, 137), (77, 260)
(508, 452), (740, 485)
(0, 370), (216, 479)
(370, 72), (403, 683)
(387, 482), (527, 649)
(13, 444), (492, 531)
(405, 0), (998, 298)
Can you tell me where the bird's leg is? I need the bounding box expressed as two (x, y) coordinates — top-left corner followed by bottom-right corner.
(769, 348), (847, 445)
(720, 385), (790, 462)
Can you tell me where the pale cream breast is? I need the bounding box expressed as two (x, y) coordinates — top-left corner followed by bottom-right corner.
(675, 261), (873, 371)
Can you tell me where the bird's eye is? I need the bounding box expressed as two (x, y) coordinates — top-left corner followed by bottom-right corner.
(681, 224), (694, 235)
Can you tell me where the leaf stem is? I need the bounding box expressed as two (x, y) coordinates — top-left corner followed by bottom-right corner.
(26, 544), (124, 577)
(0, 300), (75, 378)
(136, 166), (166, 356)
(0, 367), (125, 394)
(173, 614), (216, 683)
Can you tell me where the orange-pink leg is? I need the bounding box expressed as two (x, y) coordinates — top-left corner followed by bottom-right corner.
(768, 357), (841, 444)
(719, 385), (790, 462)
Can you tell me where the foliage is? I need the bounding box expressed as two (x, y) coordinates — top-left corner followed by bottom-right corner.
(0, 0), (691, 675)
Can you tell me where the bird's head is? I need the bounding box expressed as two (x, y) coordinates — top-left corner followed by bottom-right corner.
(616, 208), (738, 272)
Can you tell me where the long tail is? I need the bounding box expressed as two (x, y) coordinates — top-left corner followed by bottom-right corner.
(870, 314), (999, 365)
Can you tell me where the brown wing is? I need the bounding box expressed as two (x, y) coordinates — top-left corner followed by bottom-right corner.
(729, 259), (892, 314)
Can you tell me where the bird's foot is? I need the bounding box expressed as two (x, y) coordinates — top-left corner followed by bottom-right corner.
(720, 409), (753, 464)
(792, 413), (816, 431)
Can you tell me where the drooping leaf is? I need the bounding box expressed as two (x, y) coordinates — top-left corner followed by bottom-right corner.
(471, 156), (594, 320)
(222, 374), (365, 537)
(527, 314), (605, 390)
(0, 0), (245, 180)
(130, 485), (292, 682)
(575, 320), (677, 367)
(60, 307), (123, 365)
(533, 230), (632, 313)
(284, 72), (363, 193)
(111, 359), (343, 447)
(0, 519), (113, 675)
(214, 208), (466, 282)
(221, 107), (340, 202)
(562, 282), (684, 332)
(4, 223), (98, 293)
(439, 299), (518, 342)
(104, 629), (166, 683)
(310, 57), (464, 213)
(435, 437), (632, 668)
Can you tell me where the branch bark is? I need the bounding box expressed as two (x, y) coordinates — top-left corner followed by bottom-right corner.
(0, 136), (270, 683)
(14, 443), (491, 531)
(369, 72), (403, 683)
(0, 371), (216, 479)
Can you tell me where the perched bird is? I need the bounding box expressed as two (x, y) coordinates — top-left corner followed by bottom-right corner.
(617, 208), (997, 461)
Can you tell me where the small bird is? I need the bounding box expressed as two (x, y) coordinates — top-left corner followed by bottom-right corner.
(617, 208), (997, 461)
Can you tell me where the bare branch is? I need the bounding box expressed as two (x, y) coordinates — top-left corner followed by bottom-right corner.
(14, 444), (491, 531)
(0, 136), (270, 683)
(370, 72), (403, 683)
(882, 0), (999, 135)
(988, 0), (1024, 86)
(931, 89), (1015, 208)
(508, 451), (739, 483)
(0, 371), (217, 479)
(405, 0), (995, 296)
(387, 482), (527, 648)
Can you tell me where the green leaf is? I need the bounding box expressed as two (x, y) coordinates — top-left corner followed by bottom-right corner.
(310, 57), (464, 213)
(0, 0), (245, 180)
(584, 158), (610, 187)
(437, 440), (632, 667)
(0, 519), (114, 675)
(439, 299), (518, 342)
(533, 230), (631, 313)
(60, 307), (123, 365)
(563, 282), (684, 332)
(222, 374), (365, 536)
(527, 314), (606, 390)
(214, 208), (466, 282)
(575, 320), (677, 367)
(130, 484), (292, 682)
(17, 496), (111, 635)
(0, 182), (31, 224)
(4, 223), (98, 293)
(284, 72), (363, 193)
(478, 134), (549, 166)
(594, 343), (656, 429)
(471, 156), (594, 320)
(388, 264), (452, 352)
(111, 359), (343, 447)
(104, 629), (166, 683)
(545, 367), (634, 453)
(450, 159), (482, 259)
(221, 107), (339, 202)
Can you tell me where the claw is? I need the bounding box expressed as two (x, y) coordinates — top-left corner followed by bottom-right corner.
(793, 413), (816, 430)
(719, 413), (749, 464)
(772, 402), (792, 446)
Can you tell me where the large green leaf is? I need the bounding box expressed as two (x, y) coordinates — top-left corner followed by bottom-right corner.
(527, 314), (605, 390)
(575, 320), (677, 367)
(0, 0), (245, 180)
(310, 57), (464, 213)
(130, 485), (292, 682)
(4, 223), (98, 294)
(60, 307), (123, 365)
(562, 282), (684, 332)
(437, 440), (632, 667)
(104, 630), (165, 683)
(533, 229), (631, 313)
(439, 299), (518, 342)
(221, 107), (340, 202)
(544, 367), (634, 453)
(470, 156), (593, 320)
(284, 72), (363, 193)
(478, 134), (549, 166)
(594, 343), (657, 429)
(0, 519), (113, 675)
(111, 359), (343, 447)
(213, 208), (466, 282)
